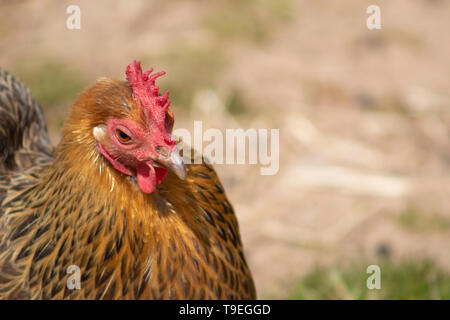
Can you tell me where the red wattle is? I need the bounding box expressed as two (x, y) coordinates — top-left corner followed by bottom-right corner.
(136, 162), (156, 194)
(155, 167), (168, 185)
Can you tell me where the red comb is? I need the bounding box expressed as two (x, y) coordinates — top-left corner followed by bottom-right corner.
(126, 61), (175, 147)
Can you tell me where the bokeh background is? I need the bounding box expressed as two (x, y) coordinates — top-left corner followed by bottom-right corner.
(1, 0), (450, 299)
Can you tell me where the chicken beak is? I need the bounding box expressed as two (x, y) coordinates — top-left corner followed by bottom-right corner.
(155, 147), (187, 180)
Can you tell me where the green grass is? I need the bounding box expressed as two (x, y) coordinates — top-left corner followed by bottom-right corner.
(288, 260), (450, 299)
(225, 88), (248, 116)
(203, 0), (293, 44)
(395, 207), (450, 233)
(12, 60), (86, 110)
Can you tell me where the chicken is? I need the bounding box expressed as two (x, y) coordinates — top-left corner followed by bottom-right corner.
(0, 61), (256, 299)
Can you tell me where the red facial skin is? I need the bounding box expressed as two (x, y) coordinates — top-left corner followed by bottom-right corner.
(96, 61), (179, 194)
(97, 118), (169, 194)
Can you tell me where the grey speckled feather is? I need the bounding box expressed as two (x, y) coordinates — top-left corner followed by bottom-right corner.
(0, 69), (54, 172)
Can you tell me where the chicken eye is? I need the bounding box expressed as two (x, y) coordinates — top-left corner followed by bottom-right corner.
(116, 130), (131, 143)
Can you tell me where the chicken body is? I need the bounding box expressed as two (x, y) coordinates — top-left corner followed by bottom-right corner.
(0, 68), (256, 299)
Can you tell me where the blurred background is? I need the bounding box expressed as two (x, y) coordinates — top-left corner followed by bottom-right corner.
(1, 0), (450, 299)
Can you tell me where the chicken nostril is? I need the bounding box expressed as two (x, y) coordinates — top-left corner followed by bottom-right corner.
(155, 145), (169, 157)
